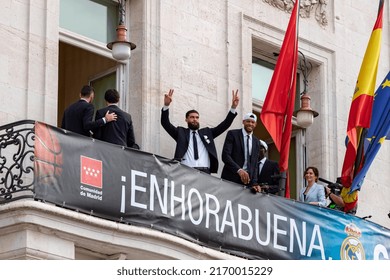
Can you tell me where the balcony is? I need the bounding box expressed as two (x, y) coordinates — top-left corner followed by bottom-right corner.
(2, 120), (390, 260)
(0, 120), (240, 260)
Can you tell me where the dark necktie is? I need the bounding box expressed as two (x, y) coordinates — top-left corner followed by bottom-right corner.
(193, 131), (199, 160)
(259, 161), (263, 175)
(246, 135), (251, 171)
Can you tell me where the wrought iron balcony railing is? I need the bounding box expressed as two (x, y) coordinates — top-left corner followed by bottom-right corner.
(0, 120), (35, 202)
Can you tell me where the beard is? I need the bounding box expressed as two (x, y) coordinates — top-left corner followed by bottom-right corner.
(244, 123), (256, 133)
(188, 122), (199, 130)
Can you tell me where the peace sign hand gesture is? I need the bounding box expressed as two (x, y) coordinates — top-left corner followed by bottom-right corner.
(231, 89), (239, 109)
(164, 89), (174, 106)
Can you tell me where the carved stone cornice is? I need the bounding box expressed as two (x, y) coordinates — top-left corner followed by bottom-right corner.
(263, 0), (328, 27)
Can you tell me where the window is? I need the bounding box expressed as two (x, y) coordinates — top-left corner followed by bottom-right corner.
(58, 1), (127, 126)
(252, 58), (274, 103)
(60, 0), (118, 44)
(90, 70), (117, 112)
(251, 55), (304, 199)
(252, 56), (302, 110)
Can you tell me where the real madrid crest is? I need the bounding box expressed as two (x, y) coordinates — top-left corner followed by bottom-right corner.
(340, 223), (366, 260)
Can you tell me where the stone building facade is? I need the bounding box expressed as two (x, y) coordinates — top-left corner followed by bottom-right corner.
(0, 0), (389, 258)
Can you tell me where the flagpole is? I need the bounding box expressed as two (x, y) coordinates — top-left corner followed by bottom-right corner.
(278, 172), (287, 197)
(353, 128), (367, 177)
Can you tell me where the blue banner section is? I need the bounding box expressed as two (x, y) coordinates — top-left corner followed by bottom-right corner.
(34, 122), (390, 260)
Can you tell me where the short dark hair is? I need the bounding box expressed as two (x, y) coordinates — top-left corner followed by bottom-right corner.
(186, 109), (199, 118)
(104, 89), (120, 103)
(80, 85), (94, 97)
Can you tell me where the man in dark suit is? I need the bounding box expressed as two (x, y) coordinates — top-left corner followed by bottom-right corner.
(252, 140), (280, 195)
(161, 89), (239, 174)
(95, 89), (139, 149)
(221, 113), (260, 188)
(61, 85), (117, 137)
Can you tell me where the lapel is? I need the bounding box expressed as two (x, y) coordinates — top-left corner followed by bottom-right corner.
(185, 128), (190, 145)
(259, 158), (266, 175)
(304, 183), (316, 198)
(245, 132), (256, 158)
(308, 184), (316, 195)
(250, 135), (257, 157)
(239, 131), (245, 152)
(198, 130), (206, 145)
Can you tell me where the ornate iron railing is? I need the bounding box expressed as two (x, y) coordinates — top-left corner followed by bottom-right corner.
(0, 120), (35, 202)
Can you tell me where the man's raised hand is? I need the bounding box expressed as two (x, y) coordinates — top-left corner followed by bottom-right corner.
(231, 89), (239, 109)
(164, 89), (174, 106)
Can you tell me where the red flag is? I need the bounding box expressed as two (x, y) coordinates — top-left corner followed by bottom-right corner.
(341, 0), (383, 190)
(260, 0), (299, 198)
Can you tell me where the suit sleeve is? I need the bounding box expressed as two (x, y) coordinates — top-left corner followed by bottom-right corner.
(93, 109), (104, 139)
(161, 108), (178, 139)
(221, 131), (241, 173)
(83, 104), (105, 133)
(210, 111), (237, 138)
(318, 185), (327, 207)
(126, 115), (137, 148)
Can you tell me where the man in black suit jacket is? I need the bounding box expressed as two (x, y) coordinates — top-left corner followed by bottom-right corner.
(221, 113), (260, 188)
(161, 89), (239, 174)
(253, 140), (280, 195)
(95, 89), (139, 149)
(61, 85), (117, 137)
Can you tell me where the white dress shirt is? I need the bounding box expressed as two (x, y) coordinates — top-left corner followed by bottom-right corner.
(241, 128), (253, 170)
(182, 130), (210, 168)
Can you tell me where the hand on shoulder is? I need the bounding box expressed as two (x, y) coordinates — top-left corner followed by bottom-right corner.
(105, 110), (117, 122)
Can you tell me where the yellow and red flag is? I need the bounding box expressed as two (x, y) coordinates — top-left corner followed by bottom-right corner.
(260, 0), (299, 198)
(341, 0), (383, 211)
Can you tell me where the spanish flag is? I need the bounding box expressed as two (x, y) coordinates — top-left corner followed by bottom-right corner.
(341, 0), (383, 211)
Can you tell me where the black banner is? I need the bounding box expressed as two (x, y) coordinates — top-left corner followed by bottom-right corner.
(34, 122), (390, 260)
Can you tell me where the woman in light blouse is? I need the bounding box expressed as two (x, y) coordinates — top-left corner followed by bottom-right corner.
(299, 166), (327, 207)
